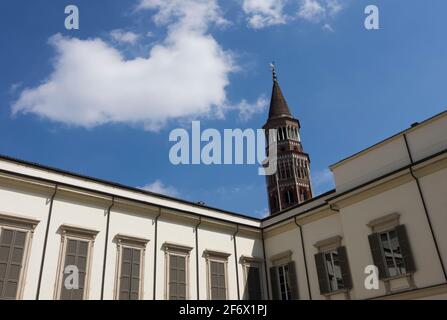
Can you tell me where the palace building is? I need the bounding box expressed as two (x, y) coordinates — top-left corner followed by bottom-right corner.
(0, 76), (446, 300)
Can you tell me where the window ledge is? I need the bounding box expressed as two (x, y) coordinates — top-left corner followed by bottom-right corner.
(323, 288), (349, 297)
(382, 272), (413, 282)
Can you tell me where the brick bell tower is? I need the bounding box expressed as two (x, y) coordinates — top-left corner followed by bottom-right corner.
(263, 64), (313, 215)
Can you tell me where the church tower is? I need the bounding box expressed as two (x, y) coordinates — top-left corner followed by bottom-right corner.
(264, 65), (313, 215)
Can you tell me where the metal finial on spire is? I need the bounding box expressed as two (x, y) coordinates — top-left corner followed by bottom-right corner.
(270, 62), (278, 82)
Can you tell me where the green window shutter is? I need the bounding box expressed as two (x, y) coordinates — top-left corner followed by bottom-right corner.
(169, 255), (187, 300)
(287, 261), (299, 300)
(61, 239), (89, 300)
(246, 266), (262, 300)
(210, 261), (226, 300)
(119, 247), (141, 300)
(0, 229), (27, 300)
(269, 267), (280, 300)
(130, 248), (141, 300)
(395, 225), (416, 273)
(337, 246), (353, 289)
(368, 233), (387, 279)
(314, 252), (330, 295)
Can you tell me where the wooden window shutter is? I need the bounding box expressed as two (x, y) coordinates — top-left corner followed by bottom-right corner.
(269, 267), (280, 300)
(314, 252), (330, 295)
(0, 229), (27, 300)
(246, 266), (262, 300)
(169, 255), (187, 300)
(119, 247), (141, 300)
(119, 247), (132, 300)
(130, 248), (141, 300)
(210, 261), (226, 300)
(337, 246), (353, 289)
(395, 225), (416, 273)
(368, 233), (387, 279)
(287, 261), (299, 300)
(61, 239), (89, 300)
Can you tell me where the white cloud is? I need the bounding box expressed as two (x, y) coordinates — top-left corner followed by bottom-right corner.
(298, 0), (325, 22)
(322, 23), (334, 32)
(12, 0), (239, 131)
(311, 168), (334, 195)
(326, 0), (342, 16)
(242, 0), (344, 29)
(140, 179), (180, 197)
(110, 29), (140, 44)
(255, 207), (270, 218)
(242, 0), (287, 29)
(227, 95), (268, 122)
(298, 0), (343, 23)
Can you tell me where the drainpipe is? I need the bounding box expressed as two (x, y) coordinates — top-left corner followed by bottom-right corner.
(261, 229), (271, 300)
(100, 197), (115, 300)
(195, 217), (202, 299)
(152, 208), (162, 300)
(403, 134), (447, 281)
(294, 217), (312, 300)
(233, 225), (241, 300)
(36, 184), (58, 300)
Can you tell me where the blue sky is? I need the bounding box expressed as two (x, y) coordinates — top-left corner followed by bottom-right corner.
(1, 0), (446, 218)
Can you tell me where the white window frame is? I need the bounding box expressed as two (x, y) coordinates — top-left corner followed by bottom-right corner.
(54, 225), (99, 300)
(240, 255), (264, 300)
(162, 242), (193, 300)
(113, 234), (149, 300)
(203, 249), (231, 300)
(0, 212), (39, 300)
(269, 250), (293, 301)
(378, 229), (406, 278)
(323, 250), (344, 292)
(277, 263), (292, 300)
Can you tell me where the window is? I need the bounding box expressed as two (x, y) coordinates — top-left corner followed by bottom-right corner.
(203, 250), (230, 300)
(163, 243), (192, 300)
(369, 225), (415, 279)
(277, 264), (292, 300)
(118, 247), (141, 300)
(210, 261), (226, 300)
(314, 237), (352, 296)
(269, 251), (298, 300)
(246, 266), (262, 300)
(115, 234), (149, 300)
(0, 213), (39, 300)
(367, 214), (415, 280)
(60, 238), (89, 300)
(55, 225), (98, 300)
(169, 255), (186, 300)
(380, 230), (405, 277)
(241, 256), (264, 300)
(324, 251), (343, 291)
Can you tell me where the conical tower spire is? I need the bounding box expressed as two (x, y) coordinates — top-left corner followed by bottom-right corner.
(268, 63), (292, 119)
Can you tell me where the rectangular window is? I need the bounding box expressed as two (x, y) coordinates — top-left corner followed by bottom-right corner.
(118, 247), (142, 300)
(0, 229), (27, 300)
(324, 251), (344, 291)
(56, 225), (98, 300)
(114, 235), (149, 300)
(379, 230), (406, 277)
(169, 254), (186, 300)
(210, 261), (226, 300)
(60, 239), (89, 300)
(246, 266), (262, 300)
(277, 264), (291, 300)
